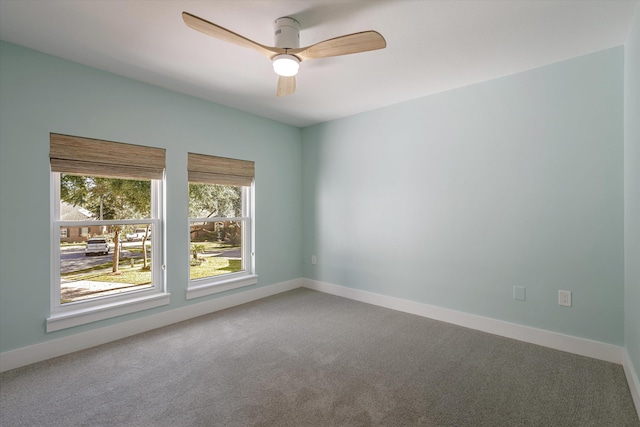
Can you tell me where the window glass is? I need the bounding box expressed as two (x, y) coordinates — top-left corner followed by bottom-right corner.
(188, 183), (246, 281)
(56, 174), (156, 305)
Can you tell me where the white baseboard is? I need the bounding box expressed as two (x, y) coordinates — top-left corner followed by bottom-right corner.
(623, 349), (640, 419)
(0, 279), (301, 373)
(302, 279), (625, 364)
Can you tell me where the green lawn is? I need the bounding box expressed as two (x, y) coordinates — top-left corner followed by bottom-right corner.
(90, 266), (152, 284)
(189, 241), (242, 280)
(62, 260), (151, 285)
(60, 240), (241, 294)
(192, 241), (238, 251)
(190, 256), (242, 280)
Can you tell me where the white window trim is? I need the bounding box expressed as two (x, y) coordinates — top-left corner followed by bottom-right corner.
(48, 172), (169, 332)
(46, 293), (170, 332)
(186, 183), (257, 300)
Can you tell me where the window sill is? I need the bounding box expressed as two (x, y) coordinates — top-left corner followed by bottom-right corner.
(186, 274), (258, 300)
(47, 292), (171, 333)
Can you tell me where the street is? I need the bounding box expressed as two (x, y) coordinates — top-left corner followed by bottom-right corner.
(60, 241), (150, 274)
(60, 242), (240, 274)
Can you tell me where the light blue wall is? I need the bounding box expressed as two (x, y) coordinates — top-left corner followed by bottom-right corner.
(0, 42), (302, 353)
(625, 3), (640, 379)
(302, 48), (624, 344)
(0, 37), (631, 356)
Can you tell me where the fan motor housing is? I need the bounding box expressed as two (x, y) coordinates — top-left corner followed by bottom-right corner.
(274, 17), (300, 49)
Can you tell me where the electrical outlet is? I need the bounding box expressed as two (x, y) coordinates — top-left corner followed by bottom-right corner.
(513, 286), (526, 301)
(311, 255), (317, 265)
(558, 290), (572, 307)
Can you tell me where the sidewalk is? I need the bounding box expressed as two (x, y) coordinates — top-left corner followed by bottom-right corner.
(60, 280), (151, 302)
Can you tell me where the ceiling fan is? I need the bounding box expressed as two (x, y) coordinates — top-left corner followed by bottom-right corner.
(182, 11), (387, 96)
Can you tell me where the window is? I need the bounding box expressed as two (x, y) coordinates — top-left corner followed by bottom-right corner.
(187, 153), (256, 299)
(60, 228), (67, 238)
(48, 133), (169, 332)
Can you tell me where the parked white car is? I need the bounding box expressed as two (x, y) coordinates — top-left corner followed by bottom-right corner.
(85, 237), (111, 256)
(126, 228), (151, 241)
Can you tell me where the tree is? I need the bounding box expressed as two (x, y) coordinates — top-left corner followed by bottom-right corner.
(188, 183), (241, 218)
(105, 178), (152, 270)
(141, 224), (150, 270)
(60, 174), (151, 272)
(189, 183), (242, 244)
(61, 175), (150, 219)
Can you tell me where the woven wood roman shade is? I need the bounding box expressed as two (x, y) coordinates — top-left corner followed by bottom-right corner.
(188, 152), (255, 186)
(50, 133), (166, 180)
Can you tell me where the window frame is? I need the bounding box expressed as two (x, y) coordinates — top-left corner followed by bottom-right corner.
(48, 172), (169, 332)
(186, 181), (257, 300)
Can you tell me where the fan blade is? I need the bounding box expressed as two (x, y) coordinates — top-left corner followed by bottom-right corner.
(182, 12), (284, 59)
(291, 31), (386, 61)
(277, 76), (296, 97)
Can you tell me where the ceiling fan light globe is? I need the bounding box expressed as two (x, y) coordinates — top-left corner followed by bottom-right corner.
(273, 55), (300, 77)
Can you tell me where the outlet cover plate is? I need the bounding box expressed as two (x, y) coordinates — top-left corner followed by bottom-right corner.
(559, 290), (572, 307)
(513, 286), (526, 301)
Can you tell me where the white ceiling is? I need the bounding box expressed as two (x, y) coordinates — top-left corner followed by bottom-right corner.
(0, 0), (637, 127)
